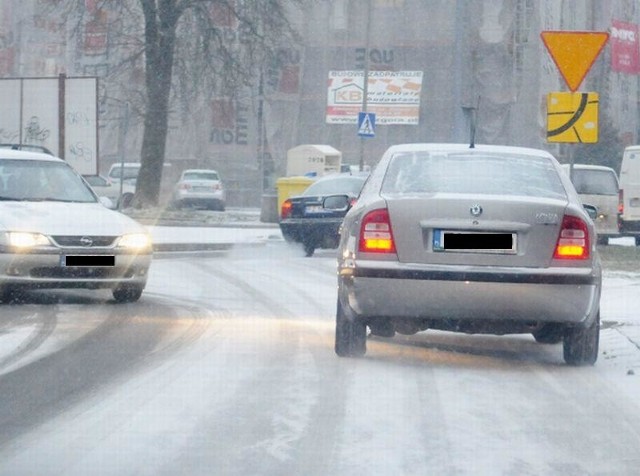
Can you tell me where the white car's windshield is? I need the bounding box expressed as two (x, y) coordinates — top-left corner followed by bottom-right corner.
(0, 160), (97, 202)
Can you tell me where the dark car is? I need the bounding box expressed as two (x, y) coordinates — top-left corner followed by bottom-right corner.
(335, 143), (602, 366)
(279, 174), (367, 256)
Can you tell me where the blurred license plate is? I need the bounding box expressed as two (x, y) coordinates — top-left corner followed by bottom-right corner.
(305, 205), (323, 213)
(433, 230), (516, 253)
(62, 255), (115, 267)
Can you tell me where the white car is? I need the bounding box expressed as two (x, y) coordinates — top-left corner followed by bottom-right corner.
(0, 149), (152, 302)
(83, 174), (136, 209)
(561, 163), (621, 244)
(170, 169), (226, 211)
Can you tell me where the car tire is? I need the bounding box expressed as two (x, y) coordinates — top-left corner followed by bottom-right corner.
(563, 311), (600, 366)
(119, 193), (134, 209)
(635, 236), (640, 247)
(112, 284), (144, 303)
(0, 286), (16, 303)
(303, 241), (315, 257)
(532, 323), (564, 344)
(335, 299), (367, 357)
(596, 236), (608, 246)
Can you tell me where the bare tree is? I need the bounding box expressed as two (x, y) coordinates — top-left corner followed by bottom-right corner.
(56, 0), (304, 207)
(133, 0), (304, 207)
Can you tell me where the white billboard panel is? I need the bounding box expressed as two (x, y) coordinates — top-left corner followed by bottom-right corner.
(22, 78), (59, 154)
(0, 77), (98, 174)
(0, 80), (20, 144)
(326, 70), (423, 125)
(66, 78), (98, 174)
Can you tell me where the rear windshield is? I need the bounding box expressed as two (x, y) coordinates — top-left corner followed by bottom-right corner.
(570, 169), (618, 195)
(183, 171), (220, 181)
(109, 165), (140, 180)
(381, 152), (567, 199)
(303, 176), (366, 196)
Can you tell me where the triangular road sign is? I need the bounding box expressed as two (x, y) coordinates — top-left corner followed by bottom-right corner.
(541, 31), (609, 92)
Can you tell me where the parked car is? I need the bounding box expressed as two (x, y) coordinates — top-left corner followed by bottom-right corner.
(83, 174), (136, 209)
(619, 145), (640, 245)
(561, 163), (621, 245)
(334, 143), (602, 366)
(0, 149), (152, 303)
(170, 169), (226, 211)
(107, 162), (141, 184)
(279, 173), (367, 256)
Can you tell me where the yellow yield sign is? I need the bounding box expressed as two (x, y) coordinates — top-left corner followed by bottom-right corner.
(547, 92), (599, 143)
(541, 31), (609, 92)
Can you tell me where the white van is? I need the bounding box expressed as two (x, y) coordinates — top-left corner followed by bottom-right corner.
(620, 146), (640, 245)
(562, 163), (621, 245)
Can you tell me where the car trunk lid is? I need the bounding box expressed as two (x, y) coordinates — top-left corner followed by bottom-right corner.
(385, 194), (570, 268)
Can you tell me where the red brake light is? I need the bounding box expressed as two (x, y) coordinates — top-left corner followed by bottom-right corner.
(359, 208), (397, 254)
(281, 199), (293, 219)
(618, 189), (624, 215)
(553, 215), (590, 260)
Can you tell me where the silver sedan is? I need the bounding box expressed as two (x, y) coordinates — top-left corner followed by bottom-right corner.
(335, 143), (602, 365)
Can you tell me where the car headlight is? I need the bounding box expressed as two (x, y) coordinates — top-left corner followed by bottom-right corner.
(6, 232), (51, 248)
(117, 233), (152, 250)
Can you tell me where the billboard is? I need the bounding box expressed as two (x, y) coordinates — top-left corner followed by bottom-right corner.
(0, 76), (98, 174)
(326, 70), (423, 125)
(611, 20), (639, 74)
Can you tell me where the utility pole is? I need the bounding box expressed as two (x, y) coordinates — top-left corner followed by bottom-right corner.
(359, 0), (372, 172)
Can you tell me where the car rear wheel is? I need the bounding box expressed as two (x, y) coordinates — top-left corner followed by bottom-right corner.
(563, 311), (600, 366)
(112, 284), (144, 303)
(532, 323), (564, 344)
(335, 299), (367, 357)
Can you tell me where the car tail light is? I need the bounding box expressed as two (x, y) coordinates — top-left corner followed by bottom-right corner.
(281, 199), (293, 219)
(618, 189), (624, 215)
(179, 183), (191, 190)
(553, 215), (590, 260)
(359, 208), (397, 253)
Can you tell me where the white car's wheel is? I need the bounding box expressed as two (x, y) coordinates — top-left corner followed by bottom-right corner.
(112, 284), (144, 303)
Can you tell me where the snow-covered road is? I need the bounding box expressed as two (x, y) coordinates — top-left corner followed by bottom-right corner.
(0, 245), (639, 475)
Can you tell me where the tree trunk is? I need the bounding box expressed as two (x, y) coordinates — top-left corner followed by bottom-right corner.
(134, 0), (179, 208)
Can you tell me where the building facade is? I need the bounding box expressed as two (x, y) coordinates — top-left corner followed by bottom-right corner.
(1, 0), (639, 205)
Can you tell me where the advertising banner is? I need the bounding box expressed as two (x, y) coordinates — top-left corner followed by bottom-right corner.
(611, 20), (639, 74)
(326, 70), (423, 125)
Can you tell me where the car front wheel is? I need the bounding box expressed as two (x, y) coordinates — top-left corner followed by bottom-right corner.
(335, 299), (366, 357)
(113, 284), (144, 303)
(303, 241), (315, 257)
(563, 312), (600, 366)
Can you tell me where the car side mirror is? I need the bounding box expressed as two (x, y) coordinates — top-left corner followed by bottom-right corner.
(583, 204), (597, 220)
(323, 195), (351, 211)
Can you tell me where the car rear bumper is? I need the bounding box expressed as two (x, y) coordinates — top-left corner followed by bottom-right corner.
(338, 261), (600, 326)
(0, 252), (151, 290)
(279, 218), (343, 244)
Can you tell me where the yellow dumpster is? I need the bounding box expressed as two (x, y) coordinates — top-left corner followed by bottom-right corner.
(276, 176), (315, 217)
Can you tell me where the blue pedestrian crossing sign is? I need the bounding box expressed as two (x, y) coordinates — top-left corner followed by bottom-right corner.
(358, 112), (376, 137)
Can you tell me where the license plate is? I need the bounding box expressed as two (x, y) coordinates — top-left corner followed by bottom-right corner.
(305, 205), (323, 214)
(62, 255), (115, 267)
(630, 198), (640, 208)
(433, 230), (516, 253)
